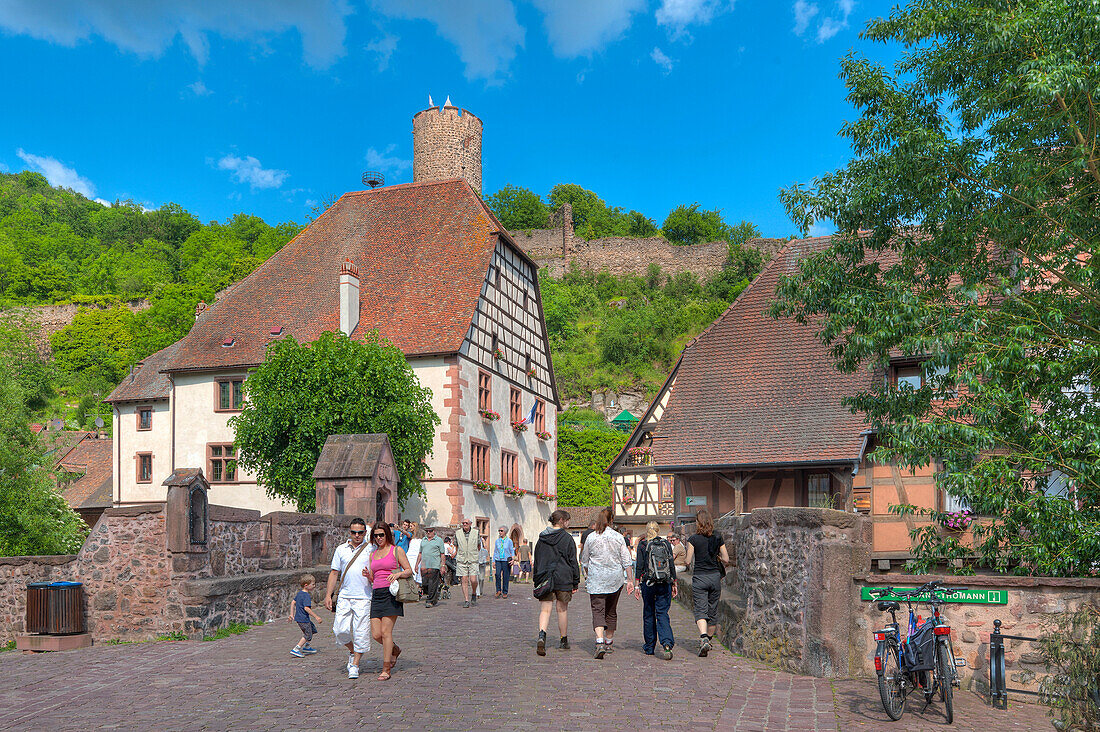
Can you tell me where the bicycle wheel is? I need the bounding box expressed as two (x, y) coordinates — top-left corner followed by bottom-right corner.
(937, 641), (954, 724)
(877, 641), (906, 721)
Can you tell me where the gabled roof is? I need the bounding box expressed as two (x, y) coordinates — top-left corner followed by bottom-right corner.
(313, 434), (395, 480)
(652, 236), (872, 469)
(166, 178), (506, 372)
(105, 341), (181, 403)
(56, 436), (113, 510)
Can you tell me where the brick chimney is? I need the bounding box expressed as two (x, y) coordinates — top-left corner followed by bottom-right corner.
(339, 259), (360, 336)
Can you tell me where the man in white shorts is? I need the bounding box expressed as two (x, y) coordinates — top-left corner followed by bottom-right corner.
(325, 518), (373, 679)
(454, 518), (481, 609)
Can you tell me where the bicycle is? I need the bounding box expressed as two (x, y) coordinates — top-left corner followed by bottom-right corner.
(870, 580), (968, 724)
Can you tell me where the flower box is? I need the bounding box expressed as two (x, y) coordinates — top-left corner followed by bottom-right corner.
(492, 348), (505, 360)
(535, 492), (554, 501)
(526, 368), (536, 378)
(627, 446), (653, 467)
(940, 509), (972, 532)
(620, 495), (635, 506)
(479, 409), (501, 422)
(503, 486), (525, 498)
(511, 421), (528, 432)
(536, 431), (552, 441)
(474, 481), (498, 493)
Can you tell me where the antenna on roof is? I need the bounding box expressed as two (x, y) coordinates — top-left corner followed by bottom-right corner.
(361, 170), (385, 189)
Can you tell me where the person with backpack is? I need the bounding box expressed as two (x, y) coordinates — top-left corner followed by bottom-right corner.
(684, 509), (731, 657)
(630, 521), (677, 660)
(533, 509), (580, 656)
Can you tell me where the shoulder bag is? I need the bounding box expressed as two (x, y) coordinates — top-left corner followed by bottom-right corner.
(333, 541), (369, 604)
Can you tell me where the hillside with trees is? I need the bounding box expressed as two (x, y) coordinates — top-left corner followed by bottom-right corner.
(0, 170), (302, 429)
(487, 182), (767, 402)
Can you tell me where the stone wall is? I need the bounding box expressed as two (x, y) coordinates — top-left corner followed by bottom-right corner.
(673, 506), (1100, 702)
(8, 300), (149, 357)
(1, 501), (350, 644)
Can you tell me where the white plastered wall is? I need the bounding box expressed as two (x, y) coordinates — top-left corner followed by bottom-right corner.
(114, 400), (172, 504)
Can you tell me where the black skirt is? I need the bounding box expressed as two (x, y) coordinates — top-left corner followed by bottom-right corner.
(370, 586), (404, 618)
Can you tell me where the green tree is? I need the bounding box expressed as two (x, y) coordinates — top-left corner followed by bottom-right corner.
(129, 284), (211, 360)
(0, 362), (87, 556)
(627, 210), (658, 237)
(661, 203), (732, 245)
(50, 306), (135, 384)
(772, 0), (1100, 576)
(556, 411), (627, 507)
(485, 185), (550, 229)
(0, 316), (53, 412)
(231, 332), (439, 511)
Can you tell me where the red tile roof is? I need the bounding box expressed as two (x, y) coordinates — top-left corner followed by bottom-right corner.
(105, 341), (180, 403)
(166, 178), (503, 373)
(56, 436), (113, 510)
(652, 236), (872, 469)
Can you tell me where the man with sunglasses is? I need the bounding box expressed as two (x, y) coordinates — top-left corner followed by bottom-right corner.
(325, 517), (374, 679)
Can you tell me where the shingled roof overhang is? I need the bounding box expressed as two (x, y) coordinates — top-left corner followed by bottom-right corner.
(650, 235), (874, 470)
(164, 178), (507, 373)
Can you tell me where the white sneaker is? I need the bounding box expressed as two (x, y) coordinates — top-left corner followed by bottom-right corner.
(347, 654), (355, 672)
(348, 664), (359, 679)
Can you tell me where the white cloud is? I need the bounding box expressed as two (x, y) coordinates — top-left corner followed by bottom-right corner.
(16, 148), (111, 204)
(365, 31), (398, 72)
(650, 46), (674, 74)
(792, 0), (818, 36)
(532, 0), (645, 58)
(365, 144), (412, 177)
(369, 0), (523, 82)
(216, 154), (288, 190)
(0, 0), (353, 69)
(656, 0), (731, 39)
(815, 0), (853, 42)
(187, 80), (211, 96)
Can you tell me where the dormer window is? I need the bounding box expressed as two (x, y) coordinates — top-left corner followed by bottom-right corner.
(222, 337), (235, 348)
(270, 326), (283, 336)
(892, 359), (951, 392)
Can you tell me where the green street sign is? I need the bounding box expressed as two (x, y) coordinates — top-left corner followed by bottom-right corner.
(686, 496), (707, 506)
(861, 587), (1008, 605)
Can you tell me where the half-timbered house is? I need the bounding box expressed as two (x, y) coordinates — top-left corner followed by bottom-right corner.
(608, 236), (952, 562)
(107, 177), (560, 543)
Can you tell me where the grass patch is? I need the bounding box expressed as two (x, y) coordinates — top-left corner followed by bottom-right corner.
(202, 621), (262, 641)
(155, 631), (188, 642)
(1, 640), (15, 652)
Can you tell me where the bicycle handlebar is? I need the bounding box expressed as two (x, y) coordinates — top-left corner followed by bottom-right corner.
(869, 580), (965, 602)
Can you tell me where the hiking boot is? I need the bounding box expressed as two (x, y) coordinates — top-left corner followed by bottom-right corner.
(594, 641), (606, 659)
(659, 645), (673, 660)
(699, 636), (712, 657)
(604, 640), (614, 653)
(559, 636), (570, 650)
(471, 594), (478, 606)
(537, 631), (546, 656)
(463, 600), (470, 608)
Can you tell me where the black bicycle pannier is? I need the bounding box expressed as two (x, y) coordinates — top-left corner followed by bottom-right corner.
(901, 620), (937, 671)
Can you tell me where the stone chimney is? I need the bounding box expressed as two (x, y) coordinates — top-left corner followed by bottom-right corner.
(339, 259), (360, 336)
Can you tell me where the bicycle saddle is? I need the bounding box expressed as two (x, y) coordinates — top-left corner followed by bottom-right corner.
(877, 600), (900, 612)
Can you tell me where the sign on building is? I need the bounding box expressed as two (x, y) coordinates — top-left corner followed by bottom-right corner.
(861, 587), (1008, 605)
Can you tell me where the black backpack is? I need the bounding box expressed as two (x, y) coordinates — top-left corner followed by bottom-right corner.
(645, 539), (673, 585)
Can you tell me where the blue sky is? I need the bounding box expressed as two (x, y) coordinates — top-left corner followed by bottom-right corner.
(0, 0), (897, 237)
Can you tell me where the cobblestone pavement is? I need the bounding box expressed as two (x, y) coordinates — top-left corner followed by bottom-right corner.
(0, 585), (1051, 731)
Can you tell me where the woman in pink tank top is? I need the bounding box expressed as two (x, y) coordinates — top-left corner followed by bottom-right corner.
(362, 521), (413, 680)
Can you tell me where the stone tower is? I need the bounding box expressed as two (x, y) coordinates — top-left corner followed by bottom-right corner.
(412, 101), (483, 195)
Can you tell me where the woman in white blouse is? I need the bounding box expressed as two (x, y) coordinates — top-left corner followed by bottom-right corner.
(579, 507), (635, 658)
